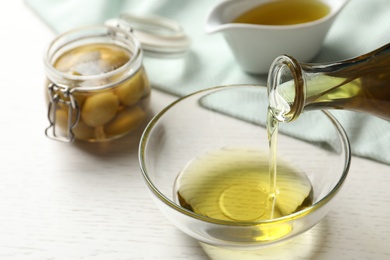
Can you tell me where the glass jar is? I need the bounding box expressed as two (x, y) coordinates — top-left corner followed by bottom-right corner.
(44, 25), (151, 142)
(267, 43), (390, 122)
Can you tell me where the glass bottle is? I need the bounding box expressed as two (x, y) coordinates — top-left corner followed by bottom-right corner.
(267, 43), (390, 122)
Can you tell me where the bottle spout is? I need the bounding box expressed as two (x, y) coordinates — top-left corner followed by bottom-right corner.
(204, 17), (227, 34)
(267, 55), (305, 123)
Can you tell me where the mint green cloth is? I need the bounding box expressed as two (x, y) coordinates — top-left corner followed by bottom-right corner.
(26, 0), (390, 164)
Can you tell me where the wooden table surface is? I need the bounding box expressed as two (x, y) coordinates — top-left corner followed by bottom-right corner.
(0, 1), (389, 259)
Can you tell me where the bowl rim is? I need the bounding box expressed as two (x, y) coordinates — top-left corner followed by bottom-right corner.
(138, 84), (351, 226)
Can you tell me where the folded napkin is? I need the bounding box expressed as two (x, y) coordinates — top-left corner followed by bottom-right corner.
(26, 0), (390, 164)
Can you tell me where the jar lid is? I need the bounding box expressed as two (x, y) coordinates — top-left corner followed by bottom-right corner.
(105, 13), (191, 58)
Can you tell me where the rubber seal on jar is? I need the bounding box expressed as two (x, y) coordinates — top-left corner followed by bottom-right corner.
(105, 13), (191, 58)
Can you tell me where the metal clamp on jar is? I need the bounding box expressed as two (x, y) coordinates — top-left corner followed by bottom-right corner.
(44, 13), (191, 142)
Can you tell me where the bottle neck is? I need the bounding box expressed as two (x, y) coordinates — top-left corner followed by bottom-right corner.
(267, 55), (305, 122)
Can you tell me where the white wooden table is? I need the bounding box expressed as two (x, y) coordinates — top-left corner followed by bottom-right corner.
(0, 1), (389, 259)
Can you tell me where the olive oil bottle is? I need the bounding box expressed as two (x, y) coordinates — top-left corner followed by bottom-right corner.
(268, 43), (390, 122)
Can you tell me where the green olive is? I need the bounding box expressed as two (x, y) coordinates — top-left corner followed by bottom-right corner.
(115, 69), (150, 106)
(51, 103), (95, 141)
(72, 119), (95, 141)
(73, 92), (86, 108)
(81, 92), (119, 127)
(99, 47), (129, 72)
(105, 106), (146, 136)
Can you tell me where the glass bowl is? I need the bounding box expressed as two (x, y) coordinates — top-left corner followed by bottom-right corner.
(139, 85), (350, 249)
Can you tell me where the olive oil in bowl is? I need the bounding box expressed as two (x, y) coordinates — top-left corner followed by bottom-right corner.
(174, 147), (313, 241)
